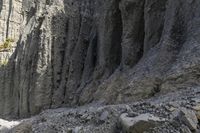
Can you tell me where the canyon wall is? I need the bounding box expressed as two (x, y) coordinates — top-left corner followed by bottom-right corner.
(0, 0), (200, 118)
(0, 0), (22, 42)
(0, 0), (22, 67)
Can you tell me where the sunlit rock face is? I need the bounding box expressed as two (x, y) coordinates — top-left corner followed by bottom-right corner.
(0, 0), (23, 67)
(0, 118), (21, 132)
(0, 0), (23, 43)
(0, 0), (200, 118)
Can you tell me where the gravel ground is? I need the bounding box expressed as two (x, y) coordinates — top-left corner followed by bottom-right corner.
(1, 87), (200, 133)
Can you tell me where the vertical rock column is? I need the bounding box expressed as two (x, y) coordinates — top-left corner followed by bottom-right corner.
(119, 0), (145, 69)
(0, 0), (23, 65)
(0, 0), (23, 42)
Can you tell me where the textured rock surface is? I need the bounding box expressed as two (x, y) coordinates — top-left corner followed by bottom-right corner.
(119, 113), (165, 133)
(3, 87), (200, 133)
(0, 0), (23, 42)
(178, 108), (198, 131)
(0, 0), (200, 119)
(0, 0), (22, 65)
(0, 119), (20, 132)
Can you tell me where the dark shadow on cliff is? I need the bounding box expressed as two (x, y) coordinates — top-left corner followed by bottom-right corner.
(6, 0), (13, 38)
(0, 36), (21, 119)
(0, 0), (3, 13)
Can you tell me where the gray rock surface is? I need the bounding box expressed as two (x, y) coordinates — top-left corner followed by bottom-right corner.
(0, 0), (23, 43)
(0, 0), (22, 66)
(2, 86), (200, 133)
(0, 0), (199, 122)
(119, 113), (165, 133)
(178, 108), (198, 131)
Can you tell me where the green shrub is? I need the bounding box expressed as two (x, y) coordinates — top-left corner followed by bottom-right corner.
(0, 38), (14, 51)
(0, 59), (8, 66)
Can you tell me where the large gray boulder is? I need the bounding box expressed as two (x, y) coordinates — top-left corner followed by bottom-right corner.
(119, 113), (165, 133)
(178, 108), (198, 131)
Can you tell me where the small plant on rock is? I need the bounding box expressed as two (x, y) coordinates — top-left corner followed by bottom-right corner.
(0, 38), (14, 51)
(0, 59), (8, 66)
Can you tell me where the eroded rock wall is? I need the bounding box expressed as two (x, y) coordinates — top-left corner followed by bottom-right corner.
(0, 0), (200, 118)
(0, 0), (23, 68)
(0, 0), (23, 42)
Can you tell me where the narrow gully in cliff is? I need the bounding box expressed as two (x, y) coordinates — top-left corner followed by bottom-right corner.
(6, 0), (13, 38)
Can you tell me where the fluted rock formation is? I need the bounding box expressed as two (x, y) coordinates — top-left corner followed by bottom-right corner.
(0, 0), (23, 42)
(0, 0), (200, 118)
(0, 0), (22, 67)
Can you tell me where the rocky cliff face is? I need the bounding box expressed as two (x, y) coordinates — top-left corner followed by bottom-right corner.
(0, 0), (22, 66)
(0, 0), (22, 42)
(0, 0), (200, 119)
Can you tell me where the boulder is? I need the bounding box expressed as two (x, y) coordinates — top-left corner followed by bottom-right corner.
(119, 113), (165, 133)
(180, 125), (192, 133)
(99, 111), (109, 122)
(192, 105), (200, 121)
(196, 111), (200, 121)
(178, 108), (198, 131)
(74, 126), (84, 133)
